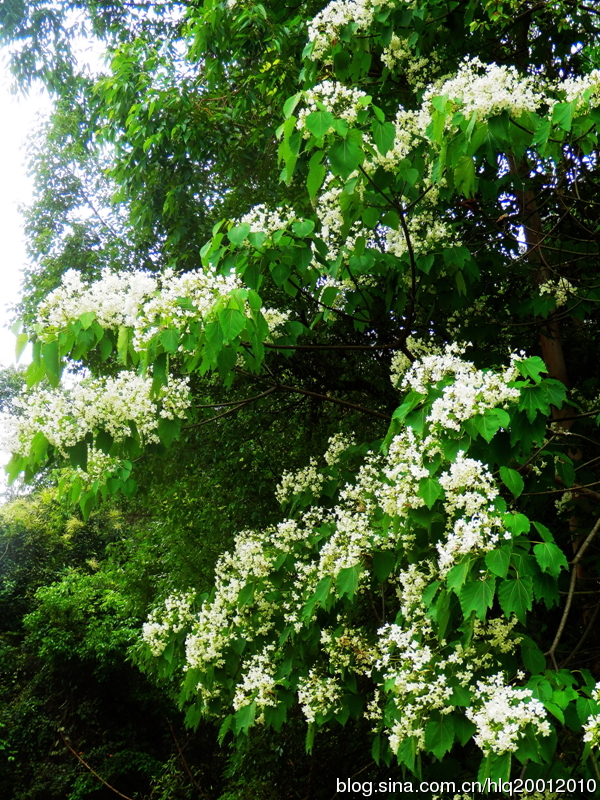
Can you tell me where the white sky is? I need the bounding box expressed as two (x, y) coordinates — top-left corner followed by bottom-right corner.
(0, 61), (52, 368)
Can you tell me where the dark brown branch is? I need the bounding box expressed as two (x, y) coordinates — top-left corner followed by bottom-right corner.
(167, 719), (211, 800)
(546, 515), (600, 668)
(184, 386), (278, 429)
(60, 732), (134, 800)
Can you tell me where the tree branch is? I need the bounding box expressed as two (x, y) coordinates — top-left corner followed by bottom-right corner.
(60, 732), (134, 800)
(545, 514), (600, 668)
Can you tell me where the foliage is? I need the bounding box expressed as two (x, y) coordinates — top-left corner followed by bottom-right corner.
(5, 0), (600, 794)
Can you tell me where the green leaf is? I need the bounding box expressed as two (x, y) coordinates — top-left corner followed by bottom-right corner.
(372, 550), (396, 582)
(15, 332), (28, 360)
(424, 714), (455, 759)
(520, 635), (547, 674)
(418, 476), (443, 509)
(446, 559), (471, 594)
(117, 325), (130, 366)
(518, 383), (550, 421)
(454, 155), (476, 196)
(543, 378), (566, 410)
(283, 92), (302, 118)
(500, 466), (524, 498)
(79, 311), (96, 329)
(552, 101), (574, 132)
(497, 576), (533, 623)
(160, 328), (180, 354)
(392, 391), (424, 422)
(328, 133), (363, 178)
(515, 356), (546, 383)
(307, 153), (327, 199)
(533, 542), (569, 578)
(234, 701), (256, 734)
(485, 546), (511, 579)
(218, 308), (246, 343)
(228, 222), (251, 245)
(67, 440), (88, 471)
(42, 340), (60, 381)
(336, 564), (361, 599)
(292, 218), (315, 238)
(533, 520), (554, 543)
(459, 575), (496, 620)
(305, 110), (334, 138)
(465, 409), (509, 442)
(371, 120), (395, 155)
(157, 417), (181, 447)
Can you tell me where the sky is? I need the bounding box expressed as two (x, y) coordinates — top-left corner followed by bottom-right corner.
(0, 60), (52, 369)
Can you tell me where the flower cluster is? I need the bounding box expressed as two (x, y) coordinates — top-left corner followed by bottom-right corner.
(307, 0), (399, 62)
(560, 69), (600, 111)
(238, 204), (297, 236)
(297, 81), (369, 136)
(539, 276), (574, 308)
(429, 57), (545, 120)
(232, 645), (279, 721)
(466, 672), (551, 754)
(583, 682), (600, 747)
(145, 347), (534, 755)
(142, 592), (196, 657)
(7, 370), (190, 458)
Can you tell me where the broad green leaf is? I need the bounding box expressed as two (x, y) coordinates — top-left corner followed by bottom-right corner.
(497, 576), (533, 623)
(500, 466), (524, 498)
(454, 155), (476, 196)
(218, 308), (246, 343)
(234, 701), (256, 734)
(454, 713), (476, 745)
(504, 512), (530, 536)
(533, 521), (554, 543)
(424, 714), (455, 759)
(552, 101), (574, 132)
(518, 383), (550, 422)
(372, 550), (396, 582)
(157, 417), (181, 447)
(533, 542), (569, 578)
(336, 564), (361, 599)
(305, 109), (334, 138)
(117, 325), (130, 365)
(515, 355), (546, 383)
(459, 575), (496, 619)
(543, 378), (566, 409)
(446, 559), (471, 594)
(67, 440), (88, 471)
(160, 328), (180, 354)
(79, 311), (96, 329)
(465, 409), (508, 442)
(520, 635), (546, 673)
(371, 120), (395, 155)
(418, 476), (443, 509)
(283, 92), (302, 118)
(485, 546), (511, 578)
(328, 133), (363, 178)
(392, 391), (424, 422)
(228, 222), (251, 245)
(292, 218), (315, 238)
(15, 332), (28, 361)
(42, 340), (60, 380)
(531, 571), (560, 608)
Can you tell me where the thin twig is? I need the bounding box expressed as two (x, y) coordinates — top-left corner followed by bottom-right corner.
(546, 515), (600, 668)
(559, 599), (600, 669)
(60, 732), (134, 800)
(167, 718), (211, 800)
(184, 386), (278, 429)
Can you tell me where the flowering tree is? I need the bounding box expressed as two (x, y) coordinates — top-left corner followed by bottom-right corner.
(6, 0), (600, 790)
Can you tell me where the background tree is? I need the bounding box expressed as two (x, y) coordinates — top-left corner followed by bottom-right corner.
(4, 0), (600, 796)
